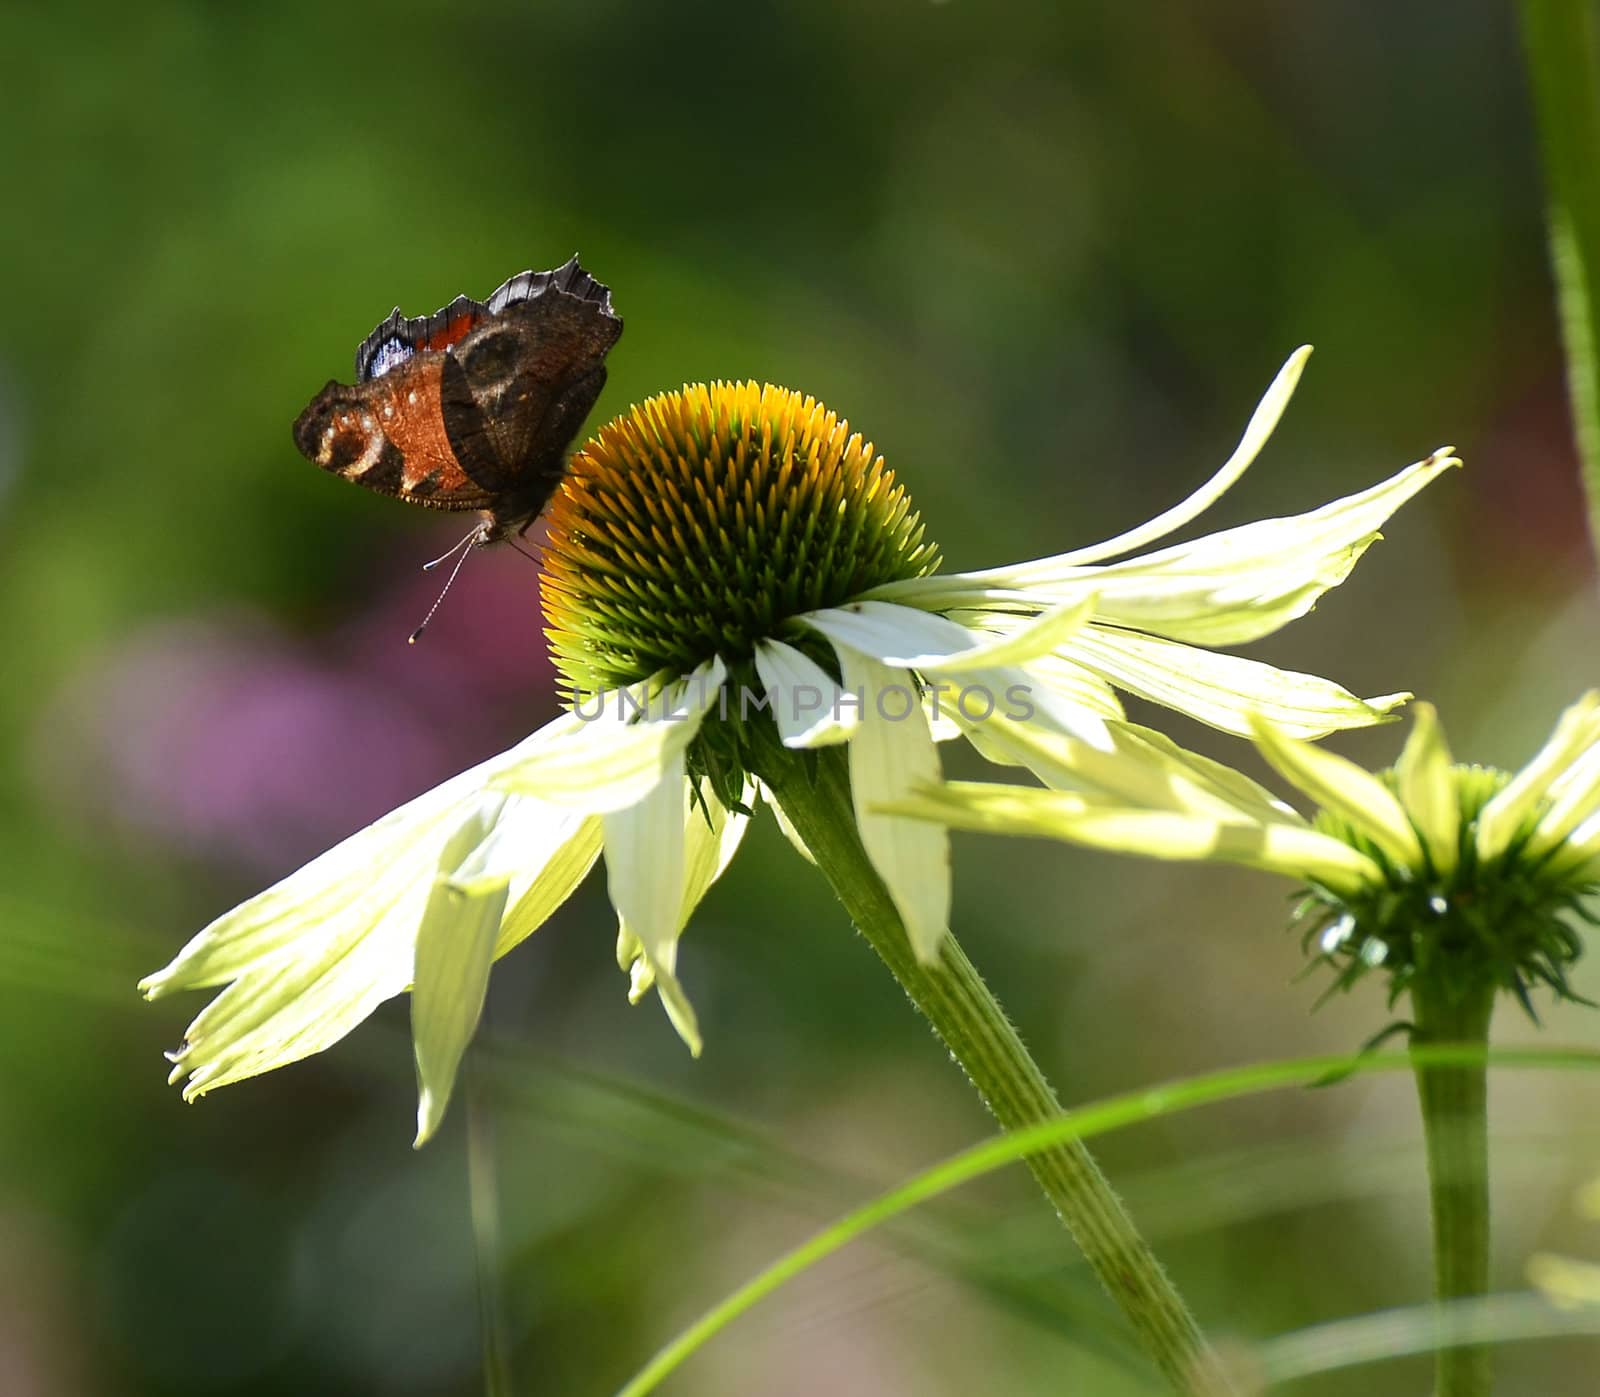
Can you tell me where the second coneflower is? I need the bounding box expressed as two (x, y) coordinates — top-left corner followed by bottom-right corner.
(890, 695), (1600, 1397)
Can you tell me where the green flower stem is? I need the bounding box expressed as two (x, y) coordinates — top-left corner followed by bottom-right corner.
(755, 738), (1232, 1395)
(1409, 979), (1495, 1397)
(1520, 0), (1600, 557)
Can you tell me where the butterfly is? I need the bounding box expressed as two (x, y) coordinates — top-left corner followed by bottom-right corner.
(292, 257), (622, 548)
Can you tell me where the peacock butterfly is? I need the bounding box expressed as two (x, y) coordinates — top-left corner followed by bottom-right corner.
(292, 257), (622, 547)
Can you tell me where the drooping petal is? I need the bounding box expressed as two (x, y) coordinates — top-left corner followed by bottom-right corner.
(1010, 654), (1126, 721)
(1078, 450), (1459, 643)
(160, 880), (430, 1099)
(801, 602), (1112, 749)
(1393, 702), (1460, 873)
(832, 646), (951, 962)
(618, 781), (753, 1049)
(1113, 723), (1306, 825)
(648, 964), (703, 1058)
(496, 816), (601, 960)
(881, 782), (1381, 896)
(961, 712), (1296, 824)
(150, 789), (487, 1099)
(753, 639), (858, 747)
(1477, 691), (1600, 863)
(893, 449), (1459, 646)
(869, 347), (1315, 600)
(411, 796), (512, 1147)
(922, 692), (965, 743)
(802, 597), (1096, 673)
(492, 658), (726, 811)
(679, 781), (754, 919)
(139, 704), (615, 1102)
(140, 739), (531, 1097)
(943, 662), (1113, 749)
(139, 755), (495, 997)
(756, 778), (817, 862)
(603, 756), (689, 976)
(1251, 717), (1424, 869)
(632, 778), (755, 980)
(1061, 625), (1409, 738)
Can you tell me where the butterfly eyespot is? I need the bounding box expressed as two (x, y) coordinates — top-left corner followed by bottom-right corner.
(365, 337), (414, 380)
(459, 331), (520, 379)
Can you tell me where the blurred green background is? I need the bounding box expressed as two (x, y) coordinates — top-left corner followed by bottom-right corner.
(6, 2), (1600, 1393)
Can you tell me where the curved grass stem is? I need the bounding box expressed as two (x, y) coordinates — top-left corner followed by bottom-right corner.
(1521, 0), (1600, 561)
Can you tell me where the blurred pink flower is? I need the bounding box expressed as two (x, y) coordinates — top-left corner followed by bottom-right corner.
(42, 534), (557, 874)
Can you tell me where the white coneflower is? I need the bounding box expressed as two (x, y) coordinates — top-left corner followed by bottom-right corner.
(142, 359), (1455, 1145)
(892, 696), (1600, 1397)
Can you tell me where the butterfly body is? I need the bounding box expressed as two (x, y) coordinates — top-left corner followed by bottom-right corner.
(292, 258), (622, 542)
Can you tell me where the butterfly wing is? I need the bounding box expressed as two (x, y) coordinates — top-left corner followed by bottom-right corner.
(292, 259), (623, 522)
(438, 288), (622, 498)
(292, 355), (496, 511)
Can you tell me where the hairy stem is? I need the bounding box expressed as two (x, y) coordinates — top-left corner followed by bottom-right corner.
(755, 738), (1233, 1394)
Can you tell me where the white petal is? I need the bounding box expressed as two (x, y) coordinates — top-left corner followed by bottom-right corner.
(617, 779), (754, 967)
(1062, 624), (1408, 738)
(1012, 653), (1125, 720)
(1550, 811), (1600, 878)
(961, 711), (1297, 824)
(757, 778), (817, 862)
(882, 782), (1381, 897)
(492, 658), (725, 810)
(1477, 692), (1600, 862)
(139, 753), (501, 998)
(678, 780), (753, 921)
(649, 963), (703, 1057)
(960, 662), (1113, 750)
(922, 604), (1113, 750)
(833, 647), (951, 962)
(923, 693), (965, 743)
(1114, 723), (1306, 825)
(1034, 346), (1314, 566)
(161, 878), (430, 1098)
(139, 712), (610, 1106)
(140, 748), (523, 1095)
(495, 818), (603, 956)
(450, 796), (591, 894)
(1065, 450), (1460, 644)
(1393, 703), (1460, 873)
(603, 759), (688, 969)
(802, 597), (1094, 672)
(1251, 718), (1423, 870)
(753, 639), (858, 747)
(896, 448), (1459, 645)
(613, 780), (743, 1058)
(411, 797), (512, 1147)
(872, 347), (1314, 597)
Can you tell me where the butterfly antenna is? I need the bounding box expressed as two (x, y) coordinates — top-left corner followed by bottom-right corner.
(423, 524), (484, 572)
(409, 529), (485, 644)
